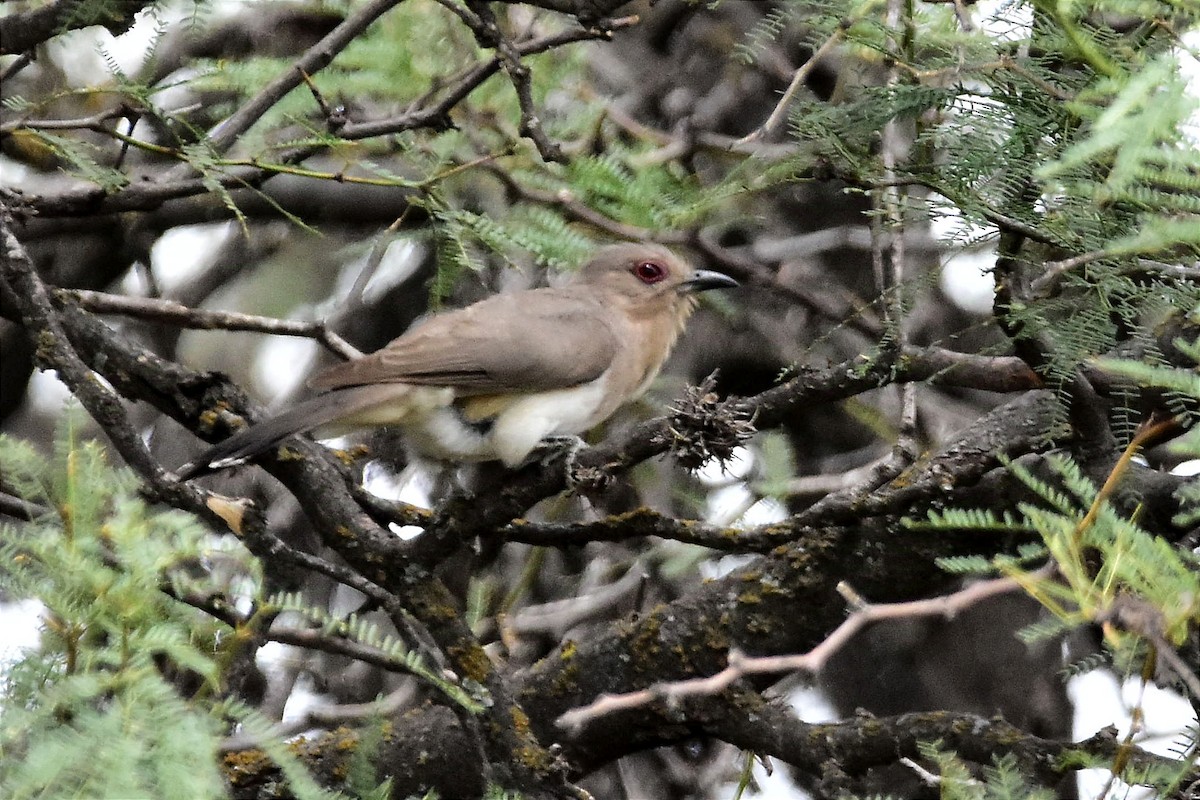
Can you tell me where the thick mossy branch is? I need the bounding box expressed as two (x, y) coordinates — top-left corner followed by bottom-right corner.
(0, 0), (151, 55)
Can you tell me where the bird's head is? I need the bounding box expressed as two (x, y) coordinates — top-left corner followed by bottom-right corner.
(576, 243), (738, 312)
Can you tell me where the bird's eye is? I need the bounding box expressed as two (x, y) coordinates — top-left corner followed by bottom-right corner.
(633, 261), (667, 284)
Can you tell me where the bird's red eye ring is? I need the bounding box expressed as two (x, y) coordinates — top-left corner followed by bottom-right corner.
(633, 260), (667, 284)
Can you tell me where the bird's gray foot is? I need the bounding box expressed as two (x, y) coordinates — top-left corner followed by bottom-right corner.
(530, 435), (616, 493)
(529, 435), (587, 469)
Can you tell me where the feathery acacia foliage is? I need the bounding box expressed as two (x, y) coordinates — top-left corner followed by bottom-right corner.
(0, 418), (472, 800)
(913, 338), (1200, 794)
(0, 421), (232, 799)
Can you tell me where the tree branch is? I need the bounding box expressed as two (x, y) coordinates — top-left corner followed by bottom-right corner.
(0, 0), (149, 55)
(0, 202), (185, 502)
(59, 288), (362, 360)
(10, 14), (637, 219)
(182, 0), (406, 161)
(557, 571), (1038, 730)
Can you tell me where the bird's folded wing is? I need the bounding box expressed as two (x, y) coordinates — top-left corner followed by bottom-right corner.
(308, 289), (620, 394)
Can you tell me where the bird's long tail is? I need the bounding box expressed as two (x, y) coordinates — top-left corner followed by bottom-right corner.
(176, 384), (412, 480)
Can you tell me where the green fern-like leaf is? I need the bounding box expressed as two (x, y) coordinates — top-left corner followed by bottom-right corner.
(934, 554), (997, 575)
(909, 506), (1035, 532)
(34, 132), (130, 192)
(266, 592), (486, 713)
(0, 414), (255, 800)
(1014, 614), (1073, 645)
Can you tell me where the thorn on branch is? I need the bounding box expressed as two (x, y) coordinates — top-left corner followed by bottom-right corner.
(298, 67), (348, 132)
(328, 105), (348, 132)
(656, 372), (756, 471)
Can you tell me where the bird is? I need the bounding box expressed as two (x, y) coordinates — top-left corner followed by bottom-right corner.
(177, 242), (737, 480)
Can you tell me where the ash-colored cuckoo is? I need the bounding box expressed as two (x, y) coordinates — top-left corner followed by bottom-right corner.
(178, 242), (736, 479)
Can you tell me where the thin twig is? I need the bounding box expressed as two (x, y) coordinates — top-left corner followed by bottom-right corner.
(557, 572), (1038, 731)
(0, 51), (34, 83)
(1133, 259), (1200, 281)
(502, 561), (647, 637)
(219, 685), (416, 751)
(768, 453), (890, 499)
(58, 288), (362, 360)
(1, 106), (130, 134)
(234, 513), (446, 673)
(1031, 249), (1116, 296)
(112, 113), (138, 171)
(737, 24), (849, 145)
(0, 490), (49, 521)
(297, 68), (335, 120)
(0, 206), (176, 491)
(190, 0), (405, 161)
(455, 0), (565, 162)
(349, 211), (414, 301)
(484, 165), (669, 241)
(1073, 415), (1178, 547)
(878, 0), (919, 464)
(950, 0), (975, 32)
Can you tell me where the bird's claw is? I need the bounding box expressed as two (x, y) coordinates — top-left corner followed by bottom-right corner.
(530, 435), (586, 468)
(528, 436), (611, 492)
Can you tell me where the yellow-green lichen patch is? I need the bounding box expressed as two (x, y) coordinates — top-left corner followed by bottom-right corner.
(551, 639), (580, 694)
(508, 705), (555, 772)
(742, 613), (775, 636)
(670, 642), (697, 675)
(758, 575), (792, 598)
(277, 444), (305, 462)
(333, 727), (359, 752)
(408, 584), (462, 622)
(221, 748), (272, 785)
(198, 404), (239, 433)
(625, 606), (666, 672)
(34, 330), (59, 363)
(335, 445), (371, 465)
(731, 690), (766, 713)
(448, 642), (493, 684)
